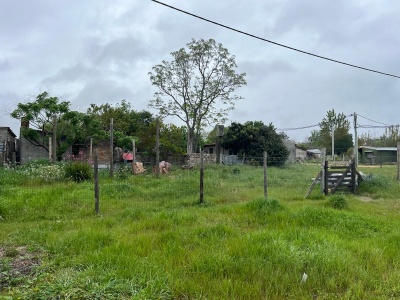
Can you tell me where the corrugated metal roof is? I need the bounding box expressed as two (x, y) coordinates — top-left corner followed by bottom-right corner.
(307, 149), (321, 154)
(361, 147), (397, 151)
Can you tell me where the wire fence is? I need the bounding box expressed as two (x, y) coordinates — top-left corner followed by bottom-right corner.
(1, 154), (399, 221)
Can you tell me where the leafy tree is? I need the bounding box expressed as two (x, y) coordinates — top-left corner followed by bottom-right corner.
(136, 121), (187, 158)
(359, 126), (400, 147)
(149, 38), (247, 154)
(87, 101), (155, 150)
(10, 92), (70, 152)
(358, 132), (374, 146)
(318, 109), (353, 155)
(378, 126), (400, 147)
(222, 121), (289, 166)
(11, 92), (107, 158)
(307, 129), (322, 148)
(57, 111), (104, 156)
(159, 124), (187, 156)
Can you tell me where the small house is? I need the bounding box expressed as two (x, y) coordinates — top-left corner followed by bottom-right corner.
(0, 127), (18, 165)
(284, 140), (307, 162)
(307, 149), (322, 159)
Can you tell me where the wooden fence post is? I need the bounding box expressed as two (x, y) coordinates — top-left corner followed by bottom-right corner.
(94, 149), (99, 214)
(200, 149), (204, 204)
(49, 137), (52, 162)
(321, 148), (326, 194)
(89, 138), (93, 162)
(351, 158), (357, 194)
(109, 118), (114, 178)
(52, 115), (57, 164)
(156, 118), (160, 178)
(324, 160), (328, 195)
(263, 151), (268, 199)
(132, 139), (136, 175)
(397, 142), (400, 181)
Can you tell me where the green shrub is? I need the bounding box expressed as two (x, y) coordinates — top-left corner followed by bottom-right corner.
(64, 161), (93, 182)
(232, 167), (241, 175)
(327, 194), (348, 210)
(246, 197), (284, 214)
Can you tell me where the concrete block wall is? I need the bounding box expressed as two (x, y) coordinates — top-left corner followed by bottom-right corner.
(19, 136), (49, 164)
(187, 153), (216, 165)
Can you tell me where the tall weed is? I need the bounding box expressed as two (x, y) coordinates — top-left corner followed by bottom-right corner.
(64, 161), (93, 182)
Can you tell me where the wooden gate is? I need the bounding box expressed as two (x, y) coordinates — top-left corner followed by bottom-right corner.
(324, 158), (357, 195)
(306, 158), (358, 197)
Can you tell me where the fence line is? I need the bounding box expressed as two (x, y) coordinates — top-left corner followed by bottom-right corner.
(1, 154), (400, 220)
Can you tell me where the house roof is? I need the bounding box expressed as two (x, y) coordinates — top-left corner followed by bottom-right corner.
(0, 127), (17, 138)
(203, 143), (216, 147)
(307, 149), (322, 154)
(360, 146), (397, 152)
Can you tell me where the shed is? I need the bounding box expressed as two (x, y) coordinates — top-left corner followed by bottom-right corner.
(358, 146), (397, 165)
(307, 149), (322, 159)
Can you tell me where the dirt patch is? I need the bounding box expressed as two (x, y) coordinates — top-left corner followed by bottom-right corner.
(0, 246), (41, 290)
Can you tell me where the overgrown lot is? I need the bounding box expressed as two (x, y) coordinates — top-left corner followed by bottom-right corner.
(1, 162), (400, 299)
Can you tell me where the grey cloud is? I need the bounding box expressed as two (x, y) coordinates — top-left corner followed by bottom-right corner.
(72, 79), (136, 108)
(239, 59), (295, 87)
(272, 0), (364, 42)
(93, 35), (151, 66)
(0, 58), (10, 71)
(1, 0), (400, 143)
(41, 63), (99, 85)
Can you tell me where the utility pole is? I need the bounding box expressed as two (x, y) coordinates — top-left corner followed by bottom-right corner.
(156, 118), (160, 178)
(353, 112), (358, 168)
(331, 125), (335, 162)
(110, 118), (114, 178)
(52, 115), (57, 164)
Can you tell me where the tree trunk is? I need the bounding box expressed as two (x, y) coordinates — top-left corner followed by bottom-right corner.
(187, 130), (195, 154)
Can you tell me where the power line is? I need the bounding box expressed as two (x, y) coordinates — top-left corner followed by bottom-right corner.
(358, 124), (399, 129)
(357, 114), (392, 126)
(151, 0), (400, 79)
(277, 124), (319, 131)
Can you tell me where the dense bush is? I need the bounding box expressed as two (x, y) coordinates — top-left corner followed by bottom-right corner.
(64, 161), (93, 182)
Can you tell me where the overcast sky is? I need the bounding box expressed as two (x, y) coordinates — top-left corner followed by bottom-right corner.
(1, 0), (399, 142)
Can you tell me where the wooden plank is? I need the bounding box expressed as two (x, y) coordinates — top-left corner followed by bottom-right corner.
(331, 158), (354, 194)
(305, 171), (322, 198)
(355, 170), (364, 182)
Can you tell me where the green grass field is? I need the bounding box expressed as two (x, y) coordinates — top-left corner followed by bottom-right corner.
(1, 163), (400, 299)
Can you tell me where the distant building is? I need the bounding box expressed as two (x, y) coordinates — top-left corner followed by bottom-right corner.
(307, 149), (322, 159)
(18, 121), (49, 164)
(283, 140), (307, 162)
(0, 127), (18, 165)
(358, 146), (397, 165)
(203, 143), (229, 155)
